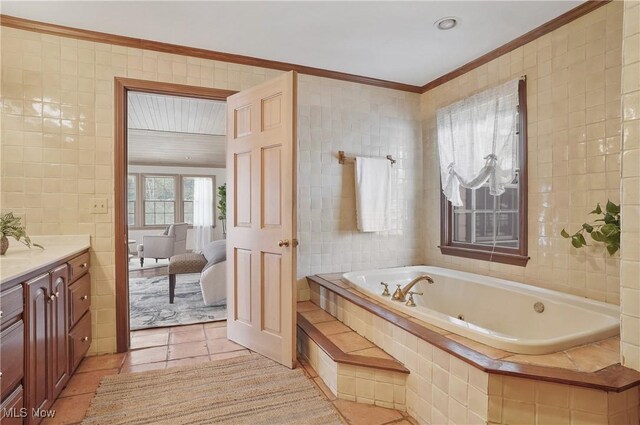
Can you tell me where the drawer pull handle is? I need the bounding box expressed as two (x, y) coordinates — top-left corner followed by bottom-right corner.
(82, 337), (89, 342)
(81, 295), (88, 301)
(55, 277), (64, 285)
(0, 310), (3, 318)
(49, 294), (56, 301)
(79, 263), (88, 268)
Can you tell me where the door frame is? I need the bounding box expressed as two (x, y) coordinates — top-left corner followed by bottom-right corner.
(114, 77), (236, 352)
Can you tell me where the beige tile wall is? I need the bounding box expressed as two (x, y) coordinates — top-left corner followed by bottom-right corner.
(420, 2), (625, 304)
(296, 74), (424, 300)
(620, 0), (640, 372)
(0, 26), (283, 354)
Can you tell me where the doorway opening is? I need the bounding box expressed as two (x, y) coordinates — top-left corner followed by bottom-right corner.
(114, 78), (236, 352)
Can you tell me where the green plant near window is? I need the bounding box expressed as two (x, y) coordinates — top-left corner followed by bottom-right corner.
(218, 183), (227, 238)
(561, 201), (620, 255)
(0, 212), (44, 255)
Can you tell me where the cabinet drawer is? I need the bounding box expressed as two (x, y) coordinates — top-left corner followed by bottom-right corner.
(0, 385), (24, 425)
(68, 252), (90, 282)
(69, 312), (91, 373)
(0, 321), (24, 400)
(0, 285), (23, 328)
(68, 274), (91, 328)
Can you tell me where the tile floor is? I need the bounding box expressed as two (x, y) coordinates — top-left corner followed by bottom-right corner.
(43, 321), (417, 425)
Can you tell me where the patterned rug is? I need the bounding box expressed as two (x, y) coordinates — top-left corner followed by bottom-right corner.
(82, 354), (344, 425)
(129, 274), (226, 330)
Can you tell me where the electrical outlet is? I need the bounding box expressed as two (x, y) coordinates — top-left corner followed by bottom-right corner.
(91, 198), (108, 214)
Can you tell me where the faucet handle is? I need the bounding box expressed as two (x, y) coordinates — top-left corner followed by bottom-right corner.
(380, 282), (390, 296)
(406, 291), (423, 307)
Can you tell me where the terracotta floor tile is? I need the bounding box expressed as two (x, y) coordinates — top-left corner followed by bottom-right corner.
(210, 349), (252, 361)
(594, 336), (620, 352)
(42, 393), (94, 425)
(314, 320), (352, 336)
(129, 327), (170, 337)
(120, 361), (167, 374)
(167, 341), (209, 360)
(204, 326), (227, 340)
(203, 320), (227, 328)
(313, 377), (337, 401)
(169, 323), (204, 333)
(504, 352), (578, 370)
(327, 332), (374, 353)
(124, 346), (168, 365)
(297, 301), (320, 312)
(207, 339), (246, 354)
(130, 333), (169, 349)
(351, 347), (394, 360)
(59, 369), (118, 398)
(332, 399), (403, 425)
(566, 344), (619, 372)
(166, 355), (211, 369)
(300, 309), (336, 324)
(169, 328), (206, 344)
(76, 353), (126, 373)
(446, 334), (512, 359)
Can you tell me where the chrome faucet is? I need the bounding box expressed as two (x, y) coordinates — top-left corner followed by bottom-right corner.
(391, 274), (434, 302)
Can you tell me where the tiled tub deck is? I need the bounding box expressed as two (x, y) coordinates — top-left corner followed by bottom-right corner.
(304, 274), (640, 425)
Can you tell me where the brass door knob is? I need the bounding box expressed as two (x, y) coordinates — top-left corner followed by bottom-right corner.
(278, 240), (290, 247)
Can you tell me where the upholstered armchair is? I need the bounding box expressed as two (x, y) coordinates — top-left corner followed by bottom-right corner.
(137, 223), (188, 266)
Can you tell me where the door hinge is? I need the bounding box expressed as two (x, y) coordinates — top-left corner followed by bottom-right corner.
(292, 239), (299, 247)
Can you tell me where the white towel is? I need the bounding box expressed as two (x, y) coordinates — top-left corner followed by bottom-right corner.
(354, 157), (391, 232)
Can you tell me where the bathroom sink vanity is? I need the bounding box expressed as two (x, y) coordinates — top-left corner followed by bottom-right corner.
(0, 236), (91, 425)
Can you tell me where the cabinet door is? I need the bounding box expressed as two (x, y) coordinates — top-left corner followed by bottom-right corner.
(50, 265), (69, 399)
(25, 273), (52, 424)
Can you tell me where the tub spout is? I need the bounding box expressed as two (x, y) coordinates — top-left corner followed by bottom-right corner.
(391, 274), (434, 302)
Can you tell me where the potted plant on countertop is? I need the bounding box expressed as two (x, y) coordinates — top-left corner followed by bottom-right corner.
(561, 200), (620, 255)
(0, 212), (43, 255)
(218, 183), (227, 239)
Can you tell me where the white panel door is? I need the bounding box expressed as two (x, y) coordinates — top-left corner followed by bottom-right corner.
(226, 71), (297, 368)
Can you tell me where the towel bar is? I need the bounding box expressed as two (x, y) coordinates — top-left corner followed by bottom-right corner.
(338, 150), (396, 165)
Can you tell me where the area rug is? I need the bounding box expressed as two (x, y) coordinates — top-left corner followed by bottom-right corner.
(82, 353), (344, 425)
(129, 274), (226, 330)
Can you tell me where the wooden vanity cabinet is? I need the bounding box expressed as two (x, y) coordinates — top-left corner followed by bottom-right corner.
(0, 250), (90, 425)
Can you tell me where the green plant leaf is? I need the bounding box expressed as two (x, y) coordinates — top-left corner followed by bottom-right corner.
(571, 237), (583, 248)
(576, 233), (587, 246)
(590, 203), (602, 215)
(561, 229), (570, 238)
(591, 231), (605, 242)
(582, 223), (593, 233)
(606, 200), (620, 215)
(607, 244), (619, 255)
(601, 223), (618, 237)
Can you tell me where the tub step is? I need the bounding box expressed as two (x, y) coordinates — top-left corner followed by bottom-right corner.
(296, 301), (409, 410)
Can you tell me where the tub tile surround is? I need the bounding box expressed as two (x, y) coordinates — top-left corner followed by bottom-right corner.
(296, 74), (424, 300)
(306, 275), (640, 424)
(620, 0), (640, 373)
(420, 1), (624, 305)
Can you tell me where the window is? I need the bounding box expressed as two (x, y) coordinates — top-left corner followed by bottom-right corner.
(143, 176), (176, 226)
(440, 79), (528, 266)
(127, 175), (137, 226)
(126, 173), (216, 228)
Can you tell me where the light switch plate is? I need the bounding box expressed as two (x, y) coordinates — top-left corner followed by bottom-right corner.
(91, 198), (108, 214)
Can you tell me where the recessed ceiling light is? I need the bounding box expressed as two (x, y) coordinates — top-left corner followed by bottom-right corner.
(435, 17), (458, 31)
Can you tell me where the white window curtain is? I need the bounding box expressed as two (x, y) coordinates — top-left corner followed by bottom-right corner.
(436, 78), (520, 207)
(193, 177), (213, 252)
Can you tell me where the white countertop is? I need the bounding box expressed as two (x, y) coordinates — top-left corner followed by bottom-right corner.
(0, 235), (91, 285)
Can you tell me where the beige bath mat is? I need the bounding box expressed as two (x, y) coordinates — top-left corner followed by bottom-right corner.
(82, 353), (344, 425)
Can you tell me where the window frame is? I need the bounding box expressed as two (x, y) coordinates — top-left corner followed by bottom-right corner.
(127, 173), (217, 230)
(439, 79), (529, 267)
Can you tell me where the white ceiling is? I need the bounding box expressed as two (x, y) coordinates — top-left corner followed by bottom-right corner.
(3, 1), (583, 86)
(127, 92), (226, 168)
